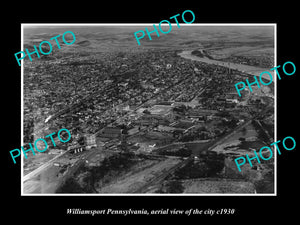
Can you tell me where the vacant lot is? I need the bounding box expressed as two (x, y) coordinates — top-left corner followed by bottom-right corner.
(98, 157), (182, 193)
(182, 179), (256, 193)
(24, 153), (57, 175)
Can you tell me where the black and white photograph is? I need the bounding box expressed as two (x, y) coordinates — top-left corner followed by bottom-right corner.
(21, 24), (275, 195)
(3, 4), (298, 221)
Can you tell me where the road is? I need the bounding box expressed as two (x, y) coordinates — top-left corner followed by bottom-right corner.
(24, 106), (273, 194)
(23, 144), (120, 194)
(254, 119), (274, 143)
(34, 83), (115, 132)
(24, 50), (274, 193)
(23, 148), (88, 194)
(132, 104), (274, 193)
(23, 149), (72, 182)
(132, 120), (251, 193)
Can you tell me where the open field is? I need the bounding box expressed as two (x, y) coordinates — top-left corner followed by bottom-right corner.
(211, 123), (266, 156)
(182, 179), (256, 193)
(24, 153), (57, 175)
(97, 157), (182, 193)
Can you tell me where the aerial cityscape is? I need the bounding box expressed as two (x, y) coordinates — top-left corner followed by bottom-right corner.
(22, 25), (275, 194)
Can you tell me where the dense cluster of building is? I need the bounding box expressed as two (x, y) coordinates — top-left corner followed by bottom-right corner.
(22, 41), (276, 194)
(24, 48), (273, 154)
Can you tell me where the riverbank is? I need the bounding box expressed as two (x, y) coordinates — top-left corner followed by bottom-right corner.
(178, 50), (273, 81)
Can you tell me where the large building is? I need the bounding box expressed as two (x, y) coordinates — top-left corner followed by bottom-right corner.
(97, 126), (123, 139)
(85, 134), (97, 149)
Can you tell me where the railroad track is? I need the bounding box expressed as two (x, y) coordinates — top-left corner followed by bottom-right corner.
(133, 156), (193, 193)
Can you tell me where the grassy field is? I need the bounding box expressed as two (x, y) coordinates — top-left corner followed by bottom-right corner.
(23, 153), (57, 175)
(182, 179), (256, 193)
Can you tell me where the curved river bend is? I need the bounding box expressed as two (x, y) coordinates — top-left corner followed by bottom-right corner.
(178, 50), (273, 81)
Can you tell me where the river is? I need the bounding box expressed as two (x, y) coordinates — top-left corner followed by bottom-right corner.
(178, 50), (273, 81)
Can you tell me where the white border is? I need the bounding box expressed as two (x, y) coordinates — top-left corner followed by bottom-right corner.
(21, 24), (24, 190)
(21, 23), (277, 196)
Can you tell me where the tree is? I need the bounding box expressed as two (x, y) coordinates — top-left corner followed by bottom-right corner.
(239, 137), (246, 142)
(143, 109), (151, 114)
(56, 177), (84, 193)
(241, 127), (247, 135)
